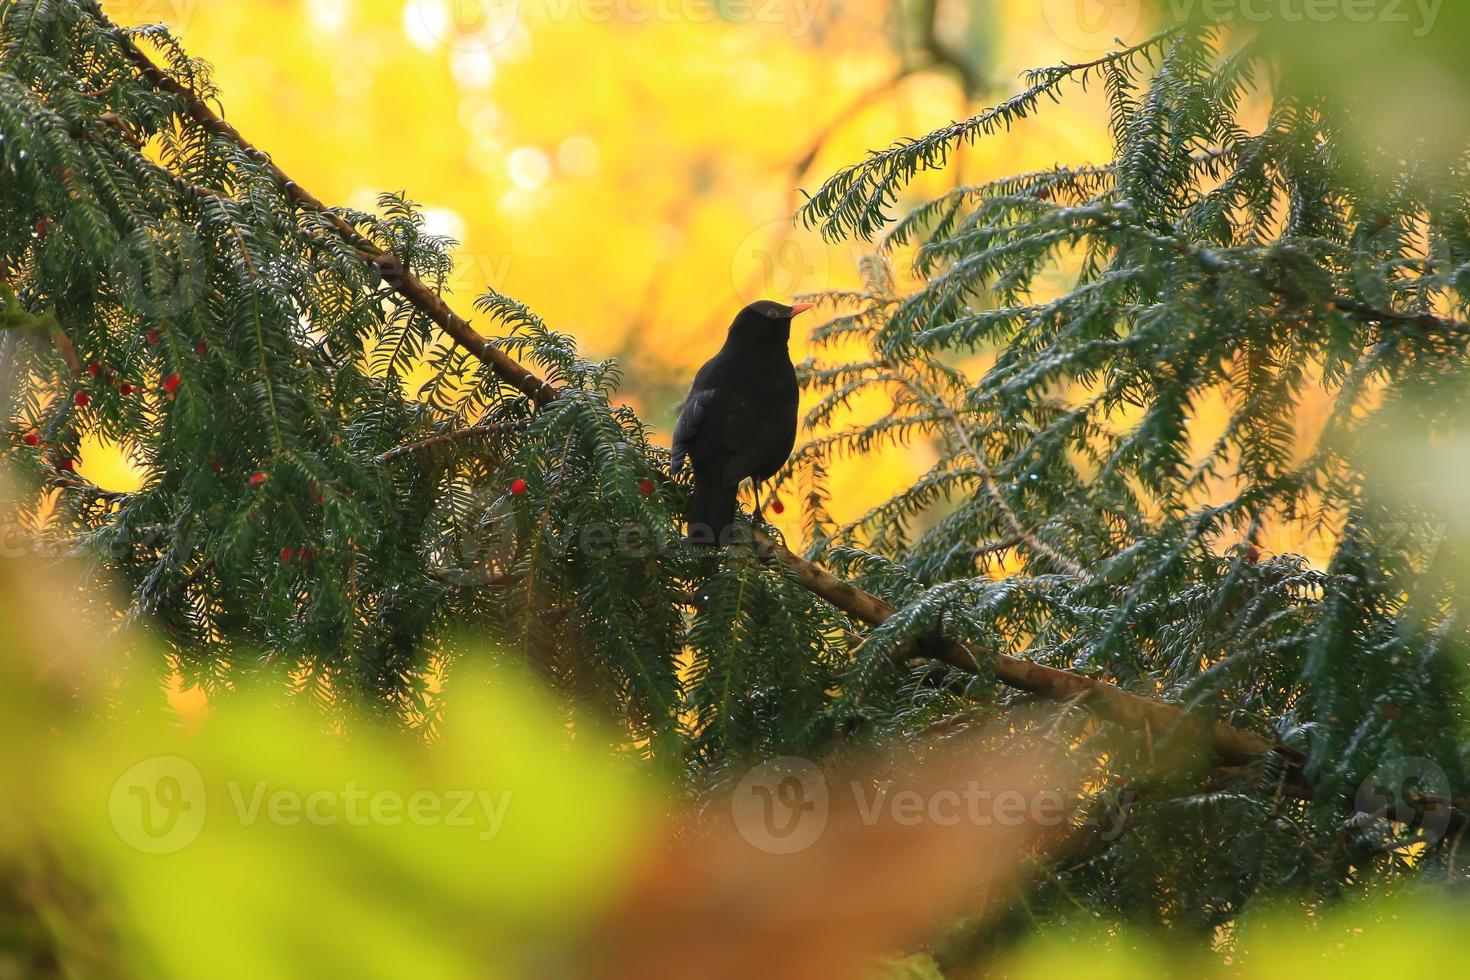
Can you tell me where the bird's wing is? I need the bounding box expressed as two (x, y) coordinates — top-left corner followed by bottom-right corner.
(718, 391), (773, 485)
(671, 387), (715, 474)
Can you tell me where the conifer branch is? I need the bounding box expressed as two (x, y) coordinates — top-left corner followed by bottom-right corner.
(887, 368), (1089, 580)
(70, 2), (1414, 793)
(7, 8), (1463, 936)
(96, 1), (1296, 773)
(750, 528), (1286, 766)
(83, 2), (557, 408)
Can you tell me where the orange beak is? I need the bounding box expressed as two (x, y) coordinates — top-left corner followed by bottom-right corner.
(790, 303), (814, 316)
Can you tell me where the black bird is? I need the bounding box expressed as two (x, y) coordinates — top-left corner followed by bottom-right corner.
(672, 299), (811, 545)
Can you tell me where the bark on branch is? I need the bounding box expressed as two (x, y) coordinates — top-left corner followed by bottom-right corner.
(750, 530), (1284, 765)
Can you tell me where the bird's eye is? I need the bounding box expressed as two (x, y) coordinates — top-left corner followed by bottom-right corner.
(766, 310), (778, 318)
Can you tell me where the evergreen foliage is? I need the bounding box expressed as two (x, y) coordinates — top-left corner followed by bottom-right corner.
(2, 0), (1468, 963)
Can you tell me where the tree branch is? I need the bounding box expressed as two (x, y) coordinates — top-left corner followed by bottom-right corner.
(374, 419), (530, 465)
(749, 529), (1286, 766)
(97, 3), (1400, 793)
(1328, 297), (1468, 335)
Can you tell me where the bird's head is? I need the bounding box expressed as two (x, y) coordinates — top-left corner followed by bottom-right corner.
(728, 300), (813, 346)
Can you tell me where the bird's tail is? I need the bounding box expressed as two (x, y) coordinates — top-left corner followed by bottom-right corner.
(686, 478), (739, 547)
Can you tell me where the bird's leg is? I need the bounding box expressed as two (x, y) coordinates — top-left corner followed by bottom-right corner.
(751, 480), (765, 524)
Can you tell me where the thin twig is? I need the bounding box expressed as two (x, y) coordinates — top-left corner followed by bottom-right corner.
(892, 369), (1089, 580)
(374, 419), (530, 465)
(1328, 297), (1468, 335)
(44, 475), (132, 504)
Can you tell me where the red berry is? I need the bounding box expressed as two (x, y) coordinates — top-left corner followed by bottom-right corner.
(34, 218), (52, 239)
(298, 547), (314, 564)
(195, 341), (208, 356)
(510, 478), (528, 496)
(770, 497), (785, 515)
(146, 330), (160, 346)
(73, 391), (90, 407)
(1036, 189), (1051, 201)
(105, 373), (116, 385)
(22, 431), (40, 447)
(638, 477), (654, 497)
(210, 456), (223, 472)
(162, 372), (181, 393)
(87, 361), (100, 377)
(55, 457), (74, 472)
(280, 547), (294, 563)
(119, 383), (135, 396)
(250, 471), (269, 488)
